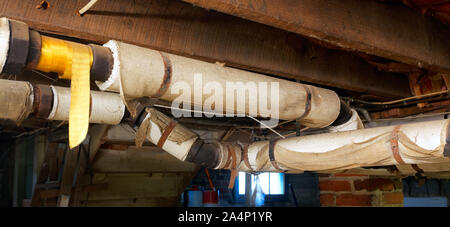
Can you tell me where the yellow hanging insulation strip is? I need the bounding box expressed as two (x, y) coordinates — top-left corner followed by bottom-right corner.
(36, 36), (93, 148)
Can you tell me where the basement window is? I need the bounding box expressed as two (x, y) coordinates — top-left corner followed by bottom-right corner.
(237, 172), (285, 196)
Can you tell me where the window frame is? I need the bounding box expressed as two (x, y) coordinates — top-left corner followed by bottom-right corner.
(234, 172), (289, 203)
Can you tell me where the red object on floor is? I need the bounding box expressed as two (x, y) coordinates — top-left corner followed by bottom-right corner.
(203, 190), (219, 207)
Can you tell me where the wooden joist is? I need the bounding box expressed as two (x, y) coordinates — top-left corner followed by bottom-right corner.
(183, 0), (450, 74)
(0, 0), (410, 98)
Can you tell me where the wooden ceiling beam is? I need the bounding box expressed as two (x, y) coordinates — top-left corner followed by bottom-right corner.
(183, 0), (450, 75)
(0, 0), (410, 98)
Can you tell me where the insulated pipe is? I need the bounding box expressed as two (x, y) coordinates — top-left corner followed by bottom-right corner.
(0, 79), (33, 123)
(134, 107), (450, 173)
(0, 17), (115, 148)
(0, 17), (342, 129)
(0, 79), (125, 125)
(0, 17), (113, 81)
(98, 40), (341, 128)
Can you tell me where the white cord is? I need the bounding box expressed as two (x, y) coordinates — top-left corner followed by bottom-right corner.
(79, 0), (99, 15)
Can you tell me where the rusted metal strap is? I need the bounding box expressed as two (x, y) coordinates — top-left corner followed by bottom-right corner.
(223, 145), (233, 169)
(268, 139), (285, 172)
(411, 164), (424, 174)
(296, 86), (312, 122)
(152, 52), (172, 98)
(227, 145), (238, 189)
(33, 84), (53, 118)
(156, 121), (177, 148)
(390, 125), (406, 165)
(294, 86), (312, 136)
(242, 144), (253, 171)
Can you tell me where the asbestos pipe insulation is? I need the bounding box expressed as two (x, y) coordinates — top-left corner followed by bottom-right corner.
(0, 79), (125, 125)
(97, 40), (341, 128)
(133, 107), (450, 173)
(0, 17), (344, 128)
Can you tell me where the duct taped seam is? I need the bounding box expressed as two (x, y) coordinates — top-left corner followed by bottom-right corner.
(48, 86), (125, 124)
(97, 40), (341, 128)
(0, 18), (10, 72)
(271, 120), (450, 172)
(0, 79), (33, 123)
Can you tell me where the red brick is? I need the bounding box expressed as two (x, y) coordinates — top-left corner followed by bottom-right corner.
(319, 180), (352, 192)
(336, 194), (373, 207)
(318, 173), (332, 177)
(383, 192), (404, 205)
(354, 178), (394, 191)
(320, 194), (335, 206)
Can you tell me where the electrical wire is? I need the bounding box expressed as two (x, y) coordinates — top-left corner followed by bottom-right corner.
(343, 90), (449, 106)
(152, 104), (286, 139)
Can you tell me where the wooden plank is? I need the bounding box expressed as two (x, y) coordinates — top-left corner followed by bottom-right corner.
(31, 142), (58, 207)
(56, 145), (78, 207)
(183, 0), (450, 74)
(0, 0), (410, 98)
(79, 173), (185, 201)
(91, 148), (198, 173)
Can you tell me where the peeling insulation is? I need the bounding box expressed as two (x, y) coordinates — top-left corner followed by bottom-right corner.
(136, 108), (198, 161)
(134, 108), (450, 173)
(272, 120), (450, 172)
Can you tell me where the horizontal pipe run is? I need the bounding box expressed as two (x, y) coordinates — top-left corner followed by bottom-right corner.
(98, 40), (341, 128)
(0, 17), (347, 129)
(0, 17), (113, 82)
(133, 107), (450, 173)
(0, 79), (125, 125)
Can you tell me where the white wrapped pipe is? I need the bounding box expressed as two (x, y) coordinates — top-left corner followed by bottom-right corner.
(328, 109), (364, 132)
(48, 86), (125, 124)
(135, 108), (198, 161)
(97, 40), (341, 128)
(0, 18), (9, 72)
(258, 119), (450, 172)
(0, 79), (33, 123)
(135, 108), (450, 173)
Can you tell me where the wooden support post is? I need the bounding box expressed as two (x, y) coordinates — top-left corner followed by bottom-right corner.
(30, 142), (58, 207)
(56, 145), (79, 207)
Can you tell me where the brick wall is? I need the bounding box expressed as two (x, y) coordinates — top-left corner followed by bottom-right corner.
(319, 173), (404, 207)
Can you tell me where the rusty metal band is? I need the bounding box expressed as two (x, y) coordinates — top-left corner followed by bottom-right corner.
(295, 86), (312, 126)
(411, 164), (424, 174)
(268, 139), (284, 171)
(3, 19), (30, 75)
(227, 144), (238, 189)
(89, 44), (114, 82)
(242, 144), (253, 171)
(33, 84), (53, 119)
(156, 121), (177, 148)
(26, 30), (42, 69)
(390, 125), (406, 165)
(152, 52), (172, 98)
(223, 144), (233, 169)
